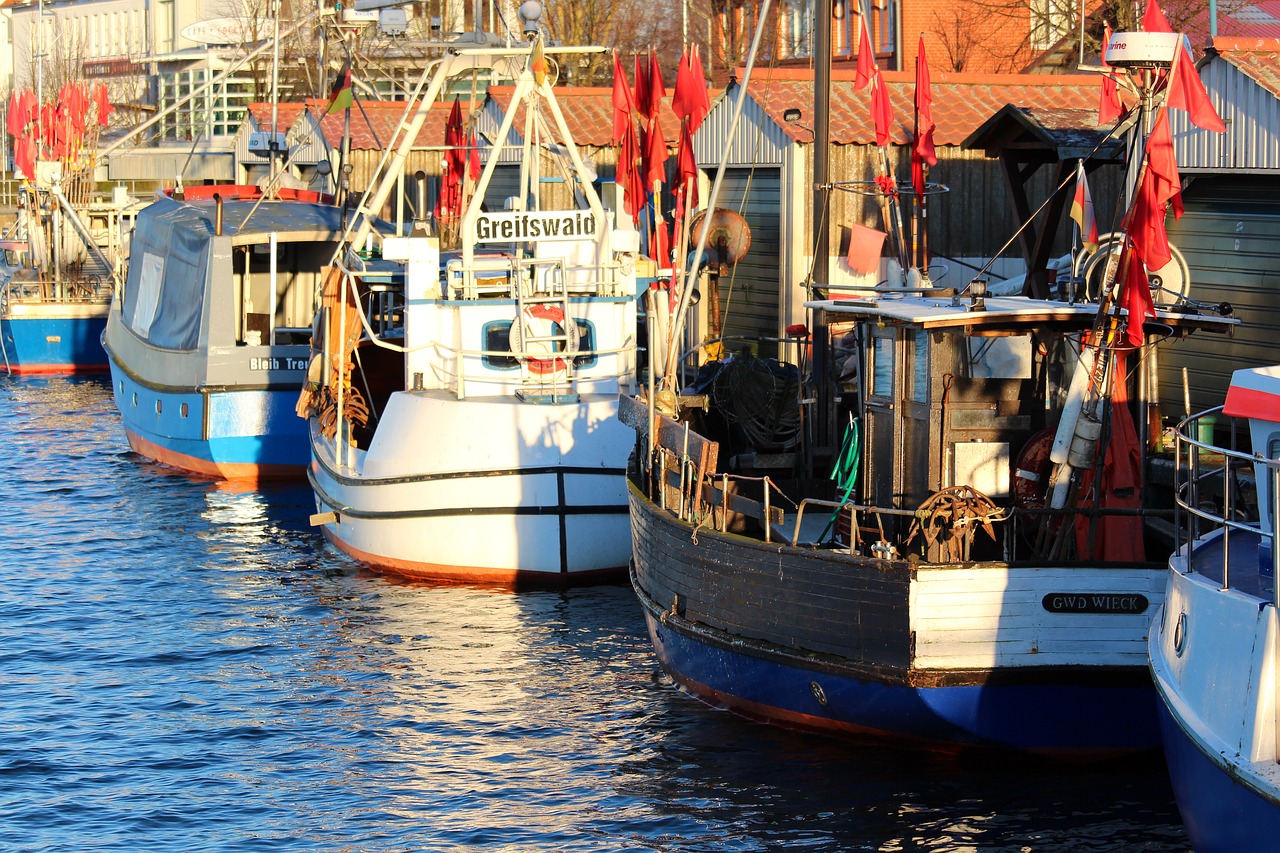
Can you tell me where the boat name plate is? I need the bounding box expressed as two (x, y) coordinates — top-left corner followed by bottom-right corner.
(1041, 593), (1149, 614)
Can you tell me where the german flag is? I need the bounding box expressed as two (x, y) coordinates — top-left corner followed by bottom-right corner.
(325, 59), (353, 115)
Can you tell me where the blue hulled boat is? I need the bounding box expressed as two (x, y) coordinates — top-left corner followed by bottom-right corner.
(103, 185), (388, 481)
(1150, 366), (1280, 850)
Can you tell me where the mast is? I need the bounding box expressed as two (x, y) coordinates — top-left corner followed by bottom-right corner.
(810, 0), (833, 470)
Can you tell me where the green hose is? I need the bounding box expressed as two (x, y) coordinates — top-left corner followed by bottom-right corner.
(818, 415), (861, 544)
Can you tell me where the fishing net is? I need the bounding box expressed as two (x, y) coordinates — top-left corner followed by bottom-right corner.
(711, 353), (802, 450)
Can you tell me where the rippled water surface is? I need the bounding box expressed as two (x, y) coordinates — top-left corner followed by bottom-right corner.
(1, 376), (1191, 852)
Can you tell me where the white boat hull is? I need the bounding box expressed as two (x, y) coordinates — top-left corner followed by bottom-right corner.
(310, 390), (632, 584)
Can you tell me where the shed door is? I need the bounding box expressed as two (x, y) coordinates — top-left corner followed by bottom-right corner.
(1163, 177), (1280, 415)
(707, 167), (783, 358)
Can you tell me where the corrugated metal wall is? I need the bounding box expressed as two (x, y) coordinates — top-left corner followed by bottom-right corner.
(1174, 60), (1280, 172)
(1162, 176), (1280, 414)
(710, 167), (784, 357)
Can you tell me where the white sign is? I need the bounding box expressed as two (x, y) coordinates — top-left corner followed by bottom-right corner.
(474, 211), (598, 243)
(181, 17), (260, 46)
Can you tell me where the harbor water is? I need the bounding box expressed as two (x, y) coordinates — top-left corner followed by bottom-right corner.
(2, 375), (1191, 852)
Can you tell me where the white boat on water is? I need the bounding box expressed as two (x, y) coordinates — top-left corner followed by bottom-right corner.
(300, 14), (641, 586)
(1150, 366), (1280, 850)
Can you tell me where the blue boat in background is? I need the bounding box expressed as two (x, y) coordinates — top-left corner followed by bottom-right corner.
(102, 185), (389, 482)
(1150, 365), (1280, 851)
(0, 180), (138, 374)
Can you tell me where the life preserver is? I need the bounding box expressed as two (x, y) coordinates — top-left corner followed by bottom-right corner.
(1013, 427), (1056, 509)
(510, 303), (579, 375)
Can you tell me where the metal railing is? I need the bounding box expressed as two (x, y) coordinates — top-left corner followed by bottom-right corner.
(1174, 406), (1280, 598)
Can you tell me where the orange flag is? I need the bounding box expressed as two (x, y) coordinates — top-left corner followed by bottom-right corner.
(846, 222), (887, 275)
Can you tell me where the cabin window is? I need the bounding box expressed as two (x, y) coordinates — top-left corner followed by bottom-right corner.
(910, 329), (928, 404)
(870, 334), (893, 399)
(481, 319), (596, 370)
(1264, 433), (1280, 526)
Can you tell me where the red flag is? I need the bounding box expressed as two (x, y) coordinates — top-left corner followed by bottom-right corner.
(6, 90), (20, 137)
(846, 222), (887, 275)
(1146, 109), (1183, 220)
(871, 75), (893, 147)
(913, 37), (935, 166)
(1167, 41), (1226, 132)
(1142, 1), (1173, 33)
(1120, 246), (1156, 347)
(14, 132), (35, 178)
(912, 36), (935, 196)
(611, 51), (634, 143)
(1128, 172), (1172, 272)
(647, 50), (666, 121)
(95, 83), (113, 127)
(1099, 24), (1123, 124)
(644, 114), (667, 188)
(672, 47), (710, 134)
(676, 125), (699, 209)
(855, 15), (876, 90)
(618, 122), (645, 223)
(634, 53), (651, 123)
(466, 131), (481, 181)
(436, 98), (466, 223)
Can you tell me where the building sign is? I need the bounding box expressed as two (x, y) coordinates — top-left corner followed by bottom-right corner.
(1041, 593), (1149, 614)
(84, 59), (139, 78)
(182, 16), (257, 46)
(474, 211), (597, 243)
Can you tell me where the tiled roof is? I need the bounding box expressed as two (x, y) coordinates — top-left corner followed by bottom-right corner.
(248, 99), (483, 150)
(743, 67), (1109, 146)
(1210, 36), (1280, 98)
(485, 86), (683, 147)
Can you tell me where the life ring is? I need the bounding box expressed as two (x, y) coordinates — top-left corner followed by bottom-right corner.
(1013, 427), (1056, 509)
(510, 303), (580, 375)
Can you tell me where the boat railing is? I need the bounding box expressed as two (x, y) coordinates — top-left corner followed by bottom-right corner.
(438, 339), (636, 400)
(1174, 405), (1279, 596)
(3, 272), (114, 304)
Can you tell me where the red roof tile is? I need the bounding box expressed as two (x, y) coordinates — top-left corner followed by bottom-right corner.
(486, 86), (683, 147)
(743, 67), (1108, 146)
(249, 99), (483, 150)
(1210, 37), (1280, 98)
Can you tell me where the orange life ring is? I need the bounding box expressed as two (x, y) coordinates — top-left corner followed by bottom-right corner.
(511, 303), (579, 375)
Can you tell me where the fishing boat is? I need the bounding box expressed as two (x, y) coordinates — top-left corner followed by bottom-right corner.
(620, 18), (1241, 754)
(0, 177), (136, 375)
(102, 185), (376, 480)
(299, 10), (642, 586)
(1150, 366), (1280, 849)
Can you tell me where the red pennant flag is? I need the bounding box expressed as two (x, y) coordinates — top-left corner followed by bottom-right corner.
(6, 90), (20, 137)
(618, 122), (645, 223)
(1120, 245), (1156, 347)
(634, 53), (651, 123)
(672, 47), (710, 135)
(611, 51), (634, 144)
(466, 131), (481, 181)
(1142, 2), (1173, 33)
(846, 222), (887, 275)
(647, 50), (665, 121)
(913, 37), (935, 167)
(676, 125), (699, 209)
(1128, 171), (1172, 271)
(855, 15), (876, 90)
(1146, 109), (1183, 220)
(1167, 41), (1226, 132)
(871, 75), (893, 147)
(644, 114), (667, 188)
(95, 83), (113, 127)
(1099, 24), (1123, 125)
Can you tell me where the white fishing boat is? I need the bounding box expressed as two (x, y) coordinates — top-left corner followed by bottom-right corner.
(1150, 366), (1280, 850)
(300, 9), (641, 586)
